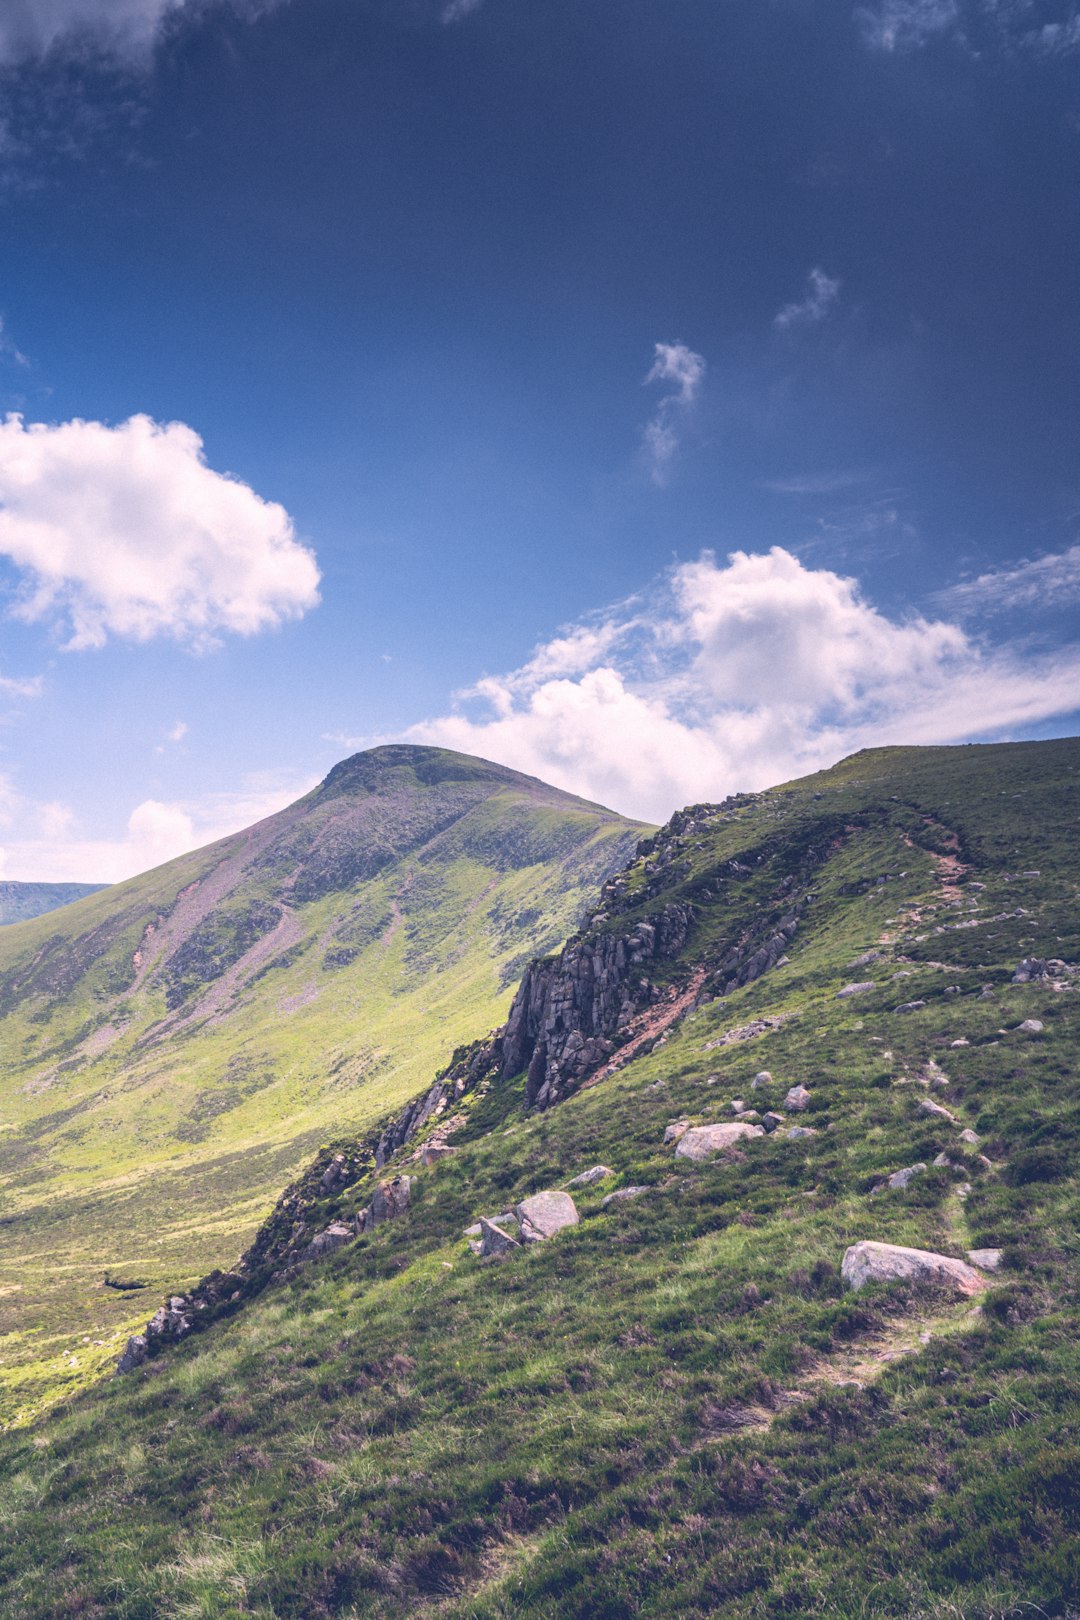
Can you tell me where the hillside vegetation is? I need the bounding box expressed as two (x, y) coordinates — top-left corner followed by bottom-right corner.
(1, 738), (1078, 1618)
(0, 746), (644, 1423)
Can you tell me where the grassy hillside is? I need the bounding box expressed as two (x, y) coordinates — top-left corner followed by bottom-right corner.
(0, 737), (1078, 1618)
(0, 746), (645, 1424)
(0, 882), (107, 926)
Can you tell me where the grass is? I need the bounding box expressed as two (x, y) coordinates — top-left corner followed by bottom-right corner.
(0, 749), (646, 1423)
(0, 737), (1077, 1616)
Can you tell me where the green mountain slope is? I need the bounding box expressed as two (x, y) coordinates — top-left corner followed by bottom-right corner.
(0, 881), (107, 926)
(2, 737), (1077, 1620)
(0, 745), (646, 1421)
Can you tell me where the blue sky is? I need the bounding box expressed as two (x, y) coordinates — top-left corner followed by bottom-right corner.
(1, 0), (1080, 876)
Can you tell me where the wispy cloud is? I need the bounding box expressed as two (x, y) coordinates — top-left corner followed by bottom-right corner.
(442, 0), (484, 22)
(856, 0), (961, 53)
(409, 546), (1080, 822)
(640, 340), (706, 486)
(763, 469), (875, 496)
(934, 542), (1080, 616)
(0, 0), (188, 67)
(0, 412), (320, 651)
(774, 268), (841, 330)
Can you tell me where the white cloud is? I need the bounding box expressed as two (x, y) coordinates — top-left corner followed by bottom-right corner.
(774, 268), (842, 330)
(641, 340), (706, 486)
(442, 0), (484, 22)
(763, 470), (874, 496)
(167, 719), (188, 742)
(0, 769), (319, 882)
(0, 413), (320, 650)
(0, 671), (42, 698)
(408, 546), (1080, 822)
(934, 542), (1080, 615)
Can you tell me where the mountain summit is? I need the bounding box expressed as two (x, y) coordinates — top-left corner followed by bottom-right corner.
(0, 746), (647, 1418)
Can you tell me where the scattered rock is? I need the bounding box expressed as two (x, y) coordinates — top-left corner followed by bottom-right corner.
(784, 1126), (818, 1139)
(1018, 1019), (1044, 1033)
(761, 1112), (785, 1134)
(967, 1248), (1003, 1271)
(783, 1084), (811, 1112)
(959, 1128), (981, 1145)
(751, 1070), (772, 1089)
(568, 1165), (613, 1187)
(1013, 958), (1051, 983)
(918, 1098), (957, 1123)
(886, 1163), (926, 1190)
(675, 1122), (765, 1160)
(601, 1186), (650, 1207)
(663, 1120), (690, 1144)
(841, 1241), (986, 1296)
(895, 1000), (927, 1014)
(837, 981), (875, 998)
(849, 951), (881, 967)
(730, 1099), (747, 1114)
(479, 1218), (520, 1257)
(366, 1175), (412, 1229)
(421, 1143), (456, 1166)
(117, 1334), (149, 1374)
(300, 1222), (354, 1263)
(950, 1038), (969, 1047)
(515, 1190), (579, 1242)
(932, 1152), (955, 1168)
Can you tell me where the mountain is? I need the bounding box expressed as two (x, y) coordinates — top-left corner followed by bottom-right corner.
(0, 881), (107, 925)
(0, 745), (647, 1421)
(2, 735), (1077, 1619)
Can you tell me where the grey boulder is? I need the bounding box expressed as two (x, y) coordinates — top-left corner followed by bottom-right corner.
(837, 981), (875, 998)
(841, 1241), (986, 1296)
(886, 1163), (926, 1190)
(601, 1186), (650, 1207)
(675, 1122), (764, 1160)
(516, 1190), (579, 1242)
(479, 1217), (520, 1257)
(568, 1165), (613, 1187)
(783, 1084), (811, 1112)
(967, 1248), (1003, 1271)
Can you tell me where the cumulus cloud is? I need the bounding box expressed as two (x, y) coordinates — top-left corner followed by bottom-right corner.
(0, 769), (318, 882)
(774, 268), (842, 330)
(408, 546), (1080, 822)
(641, 341), (706, 486)
(0, 413), (320, 650)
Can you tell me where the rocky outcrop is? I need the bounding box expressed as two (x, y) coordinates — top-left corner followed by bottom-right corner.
(502, 902), (694, 1109)
(376, 1034), (501, 1165)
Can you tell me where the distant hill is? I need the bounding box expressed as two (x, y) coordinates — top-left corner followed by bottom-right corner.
(0, 744), (647, 1419)
(2, 737), (1076, 1619)
(0, 881), (107, 925)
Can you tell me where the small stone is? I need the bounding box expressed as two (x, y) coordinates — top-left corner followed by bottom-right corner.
(675, 1122), (765, 1160)
(895, 1000), (927, 1014)
(841, 1241), (986, 1296)
(967, 1248), (1003, 1271)
(784, 1126), (818, 1139)
(601, 1186), (650, 1207)
(515, 1190), (579, 1242)
(751, 1071), (772, 1089)
(421, 1143), (455, 1166)
(730, 1099), (747, 1114)
(959, 1128), (981, 1145)
(837, 981), (875, 998)
(479, 1218), (520, 1257)
(950, 1038), (969, 1047)
(761, 1112), (784, 1134)
(783, 1084), (811, 1112)
(1018, 1019), (1044, 1033)
(663, 1121), (690, 1144)
(887, 1163), (927, 1190)
(568, 1165), (613, 1187)
(932, 1152), (953, 1168)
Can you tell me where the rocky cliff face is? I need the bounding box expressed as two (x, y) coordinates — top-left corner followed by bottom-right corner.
(502, 901), (694, 1107)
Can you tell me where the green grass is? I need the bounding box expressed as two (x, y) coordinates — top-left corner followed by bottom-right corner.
(0, 749), (646, 1423)
(0, 737), (1078, 1616)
